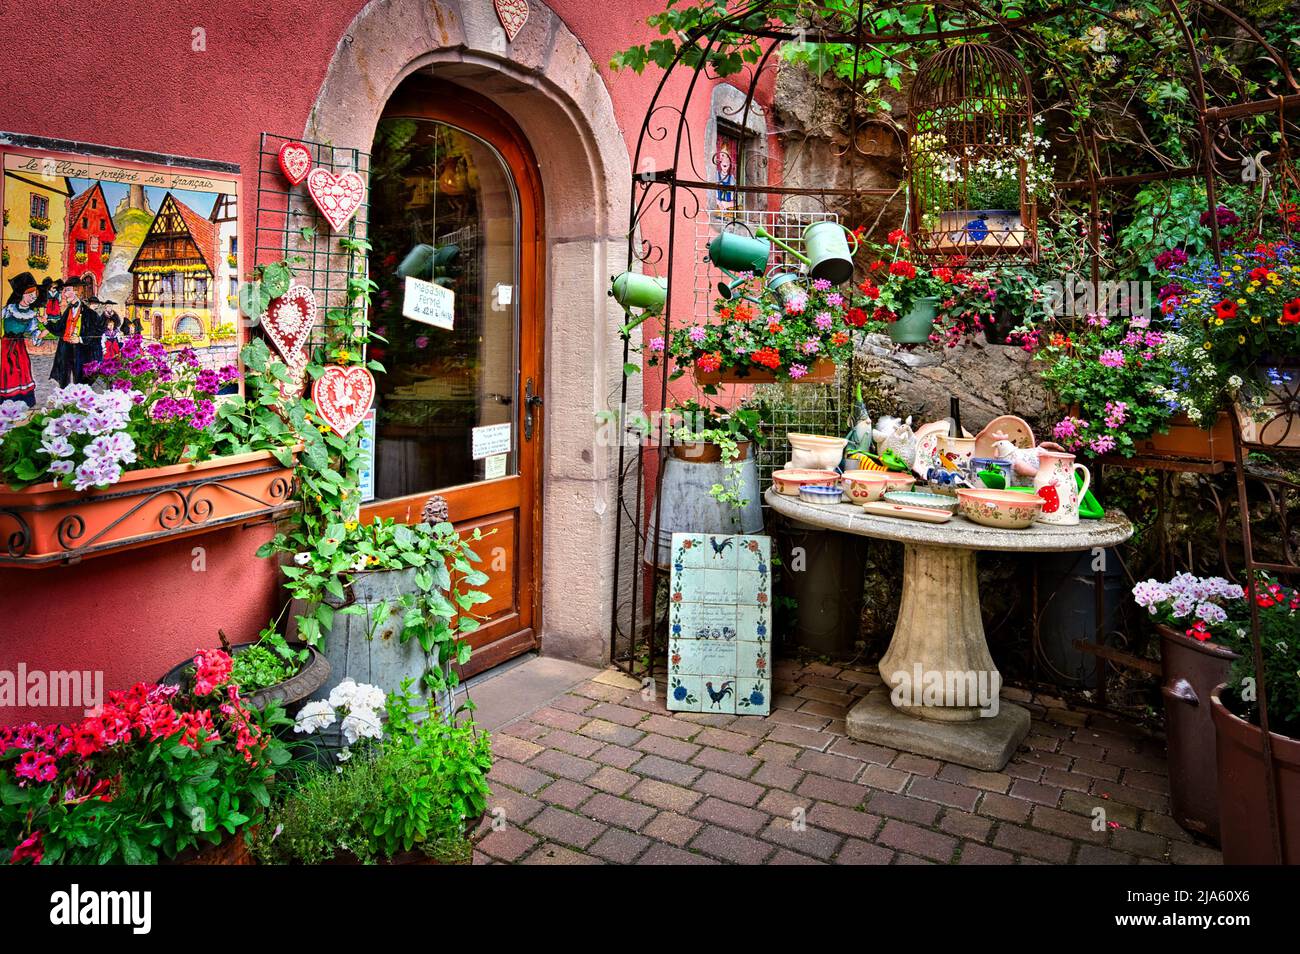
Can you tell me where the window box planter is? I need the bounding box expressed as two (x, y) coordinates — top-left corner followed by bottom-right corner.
(1211, 686), (1300, 864)
(0, 449), (297, 567)
(1137, 412), (1235, 463)
(694, 357), (836, 386)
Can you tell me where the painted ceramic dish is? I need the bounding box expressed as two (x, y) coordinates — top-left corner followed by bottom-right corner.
(956, 487), (1045, 529)
(860, 501), (953, 524)
(912, 421), (972, 478)
(839, 470), (915, 504)
(799, 484), (845, 506)
(772, 469), (839, 496)
(883, 490), (959, 513)
(974, 414), (1034, 460)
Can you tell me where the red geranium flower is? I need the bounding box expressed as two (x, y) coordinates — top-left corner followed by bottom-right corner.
(696, 352), (722, 374)
(9, 832), (43, 865)
(752, 347), (781, 369)
(887, 228), (910, 249)
(888, 261), (917, 280)
(1282, 298), (1300, 325)
(845, 307), (868, 328)
(1214, 300), (1238, 321)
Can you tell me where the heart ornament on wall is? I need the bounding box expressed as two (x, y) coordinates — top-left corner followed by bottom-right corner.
(277, 141), (313, 186)
(312, 365), (375, 437)
(494, 0), (528, 42)
(263, 282), (317, 364)
(306, 168), (365, 232)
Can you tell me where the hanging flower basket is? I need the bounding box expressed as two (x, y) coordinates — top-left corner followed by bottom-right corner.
(0, 449), (297, 567)
(694, 357), (837, 386)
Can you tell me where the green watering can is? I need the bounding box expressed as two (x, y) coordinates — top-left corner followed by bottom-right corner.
(609, 272), (667, 313)
(756, 221), (859, 285)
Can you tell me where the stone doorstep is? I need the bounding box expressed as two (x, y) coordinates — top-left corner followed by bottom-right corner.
(845, 688), (1031, 773)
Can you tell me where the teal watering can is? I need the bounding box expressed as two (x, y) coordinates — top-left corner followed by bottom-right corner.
(706, 230), (770, 302)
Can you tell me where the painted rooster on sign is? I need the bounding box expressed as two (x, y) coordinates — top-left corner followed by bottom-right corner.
(704, 681), (734, 709)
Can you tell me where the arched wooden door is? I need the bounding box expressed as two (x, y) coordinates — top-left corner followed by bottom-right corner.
(362, 77), (543, 677)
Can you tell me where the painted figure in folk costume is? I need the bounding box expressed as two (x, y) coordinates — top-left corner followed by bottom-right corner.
(45, 275), (103, 387)
(1, 272), (40, 406)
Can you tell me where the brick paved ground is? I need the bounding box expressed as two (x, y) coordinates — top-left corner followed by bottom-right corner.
(470, 659), (1222, 865)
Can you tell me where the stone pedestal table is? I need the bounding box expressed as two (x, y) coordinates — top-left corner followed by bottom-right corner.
(765, 487), (1133, 769)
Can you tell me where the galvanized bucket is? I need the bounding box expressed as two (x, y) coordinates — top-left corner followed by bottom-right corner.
(644, 447), (763, 568)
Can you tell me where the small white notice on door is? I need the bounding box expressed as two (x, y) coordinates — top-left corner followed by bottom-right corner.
(402, 275), (454, 330)
(471, 422), (512, 459)
(484, 453), (507, 479)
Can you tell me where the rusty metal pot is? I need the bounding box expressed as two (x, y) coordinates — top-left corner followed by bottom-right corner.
(1211, 685), (1300, 864)
(1159, 623), (1238, 843)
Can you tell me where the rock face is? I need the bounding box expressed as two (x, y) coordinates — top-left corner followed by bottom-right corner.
(858, 333), (1053, 434)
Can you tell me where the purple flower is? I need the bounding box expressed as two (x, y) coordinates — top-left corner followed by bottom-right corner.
(788, 363), (809, 379)
(1089, 435), (1116, 454)
(648, 337), (665, 353)
(826, 293), (844, 307)
(195, 369), (221, 394)
(812, 279), (832, 292)
(688, 325), (707, 344)
(814, 311), (833, 331)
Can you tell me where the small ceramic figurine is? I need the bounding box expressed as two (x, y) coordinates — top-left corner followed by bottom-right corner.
(878, 418), (917, 469)
(871, 414), (911, 447)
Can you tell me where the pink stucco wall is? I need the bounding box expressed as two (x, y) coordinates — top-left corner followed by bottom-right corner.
(0, 0), (771, 724)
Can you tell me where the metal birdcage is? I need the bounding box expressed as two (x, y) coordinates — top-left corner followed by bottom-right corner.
(906, 43), (1038, 263)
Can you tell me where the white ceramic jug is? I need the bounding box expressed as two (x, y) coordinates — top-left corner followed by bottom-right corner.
(1033, 449), (1090, 526)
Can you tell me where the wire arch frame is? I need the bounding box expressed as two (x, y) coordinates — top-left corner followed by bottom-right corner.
(607, 0), (1300, 859)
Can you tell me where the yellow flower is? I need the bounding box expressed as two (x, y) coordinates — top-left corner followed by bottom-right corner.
(1203, 342), (1213, 350)
(1239, 335), (1246, 344)
(1215, 318), (1224, 326)
(344, 521), (357, 531)
(336, 349), (351, 363)
(1252, 316), (1262, 324)
(341, 490), (349, 499)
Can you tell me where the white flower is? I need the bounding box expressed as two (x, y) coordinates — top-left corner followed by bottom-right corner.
(352, 682), (385, 711)
(328, 678), (360, 709)
(336, 746), (352, 762)
(1228, 375), (1243, 390)
(293, 551), (311, 566)
(340, 707), (384, 745)
(293, 700), (337, 734)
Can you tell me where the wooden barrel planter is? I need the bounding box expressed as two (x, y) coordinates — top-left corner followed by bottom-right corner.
(0, 449), (297, 567)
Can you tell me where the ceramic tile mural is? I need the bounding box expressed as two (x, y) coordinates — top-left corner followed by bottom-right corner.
(667, 533), (771, 716)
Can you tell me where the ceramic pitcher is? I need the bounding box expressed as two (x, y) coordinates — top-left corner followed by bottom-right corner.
(1033, 449), (1091, 526)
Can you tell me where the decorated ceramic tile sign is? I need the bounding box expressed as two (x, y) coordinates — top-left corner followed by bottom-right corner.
(667, 532), (771, 716)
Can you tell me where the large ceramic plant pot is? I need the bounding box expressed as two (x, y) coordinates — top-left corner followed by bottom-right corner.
(0, 450), (297, 567)
(160, 642), (331, 712)
(889, 297), (939, 344)
(695, 357), (836, 386)
(1211, 686), (1300, 864)
(1159, 624), (1238, 843)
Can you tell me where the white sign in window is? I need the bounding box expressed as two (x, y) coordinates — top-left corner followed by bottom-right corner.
(402, 275), (455, 330)
(471, 422), (512, 460)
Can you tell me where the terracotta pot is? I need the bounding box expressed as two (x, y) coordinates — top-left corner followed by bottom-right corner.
(1211, 686), (1300, 864)
(667, 439), (752, 464)
(695, 357), (836, 386)
(0, 450), (297, 567)
(1139, 412), (1234, 462)
(1158, 624), (1238, 843)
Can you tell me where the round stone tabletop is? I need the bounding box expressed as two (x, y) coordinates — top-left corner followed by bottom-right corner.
(765, 487), (1133, 553)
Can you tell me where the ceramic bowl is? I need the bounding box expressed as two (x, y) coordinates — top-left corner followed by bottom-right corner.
(798, 484), (845, 506)
(772, 469), (839, 496)
(787, 433), (849, 471)
(956, 488), (1045, 529)
(971, 457), (1014, 490)
(839, 470), (914, 504)
(883, 490), (959, 513)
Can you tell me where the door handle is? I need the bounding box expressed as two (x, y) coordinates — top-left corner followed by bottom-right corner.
(524, 377), (543, 441)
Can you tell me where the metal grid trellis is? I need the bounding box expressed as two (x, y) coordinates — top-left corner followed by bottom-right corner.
(252, 133), (371, 363)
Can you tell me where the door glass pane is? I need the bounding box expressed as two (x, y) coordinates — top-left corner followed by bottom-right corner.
(367, 118), (519, 501)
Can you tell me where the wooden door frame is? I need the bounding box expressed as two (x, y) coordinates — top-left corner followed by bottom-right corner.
(361, 77), (546, 675)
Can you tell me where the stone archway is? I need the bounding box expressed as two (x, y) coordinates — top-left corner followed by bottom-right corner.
(307, 0), (634, 667)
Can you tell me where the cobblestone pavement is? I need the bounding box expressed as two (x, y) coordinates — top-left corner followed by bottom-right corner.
(470, 659), (1222, 865)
